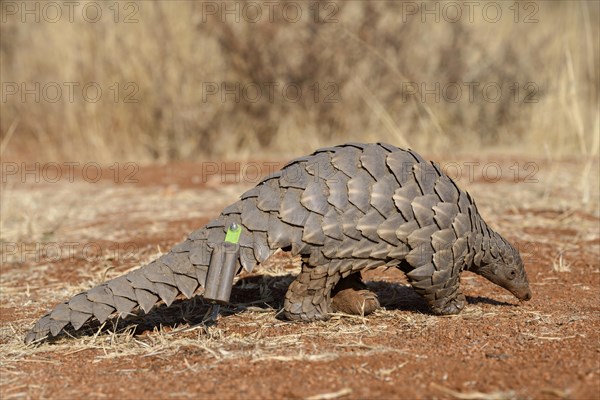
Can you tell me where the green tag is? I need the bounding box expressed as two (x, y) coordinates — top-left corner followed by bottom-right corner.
(224, 223), (242, 244)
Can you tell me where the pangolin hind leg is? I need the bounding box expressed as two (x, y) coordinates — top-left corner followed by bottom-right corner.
(283, 261), (341, 321)
(331, 272), (380, 316)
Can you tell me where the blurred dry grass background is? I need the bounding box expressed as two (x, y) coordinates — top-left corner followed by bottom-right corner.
(1, 0), (598, 162)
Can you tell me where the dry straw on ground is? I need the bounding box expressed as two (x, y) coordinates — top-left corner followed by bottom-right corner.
(1, 1), (598, 162)
(1, 155), (598, 398)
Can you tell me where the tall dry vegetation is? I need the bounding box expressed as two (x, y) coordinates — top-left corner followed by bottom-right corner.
(1, 1), (598, 162)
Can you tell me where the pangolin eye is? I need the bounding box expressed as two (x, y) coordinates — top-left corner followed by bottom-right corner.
(508, 270), (517, 280)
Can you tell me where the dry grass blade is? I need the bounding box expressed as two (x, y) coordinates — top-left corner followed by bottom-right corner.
(521, 333), (578, 341)
(0, 118), (19, 158)
(252, 352), (339, 363)
(430, 383), (516, 400)
(305, 388), (353, 400)
(551, 252), (572, 273)
(541, 388), (572, 399)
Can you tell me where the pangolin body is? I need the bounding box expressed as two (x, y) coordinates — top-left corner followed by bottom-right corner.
(25, 143), (531, 344)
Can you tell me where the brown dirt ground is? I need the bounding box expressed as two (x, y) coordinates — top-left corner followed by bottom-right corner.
(1, 156), (599, 400)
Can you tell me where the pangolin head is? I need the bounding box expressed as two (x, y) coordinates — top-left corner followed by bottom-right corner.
(474, 238), (532, 302)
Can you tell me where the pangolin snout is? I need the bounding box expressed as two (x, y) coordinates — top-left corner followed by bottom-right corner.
(517, 288), (532, 301)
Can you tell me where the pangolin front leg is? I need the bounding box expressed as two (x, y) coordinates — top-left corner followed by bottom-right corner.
(412, 274), (467, 315)
(404, 253), (467, 316)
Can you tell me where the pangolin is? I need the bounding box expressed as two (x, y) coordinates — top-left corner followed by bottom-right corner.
(25, 143), (532, 344)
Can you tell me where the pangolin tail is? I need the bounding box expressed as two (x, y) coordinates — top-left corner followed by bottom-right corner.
(24, 234), (215, 344)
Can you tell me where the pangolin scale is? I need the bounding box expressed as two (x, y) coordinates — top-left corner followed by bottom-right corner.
(25, 143), (531, 344)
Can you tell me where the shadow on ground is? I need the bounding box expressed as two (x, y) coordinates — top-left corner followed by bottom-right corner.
(46, 274), (516, 343)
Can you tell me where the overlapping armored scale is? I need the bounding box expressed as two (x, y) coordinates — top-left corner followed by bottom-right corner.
(24, 232), (217, 343)
(376, 148), (460, 290)
(283, 259), (344, 321)
(322, 145), (372, 261)
(471, 214), (506, 267)
(281, 144), (395, 320)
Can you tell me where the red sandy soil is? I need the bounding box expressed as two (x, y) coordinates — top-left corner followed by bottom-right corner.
(1, 158), (598, 400)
